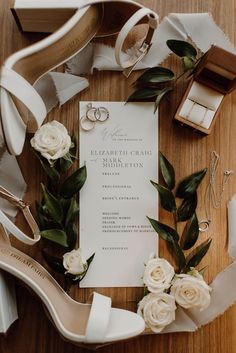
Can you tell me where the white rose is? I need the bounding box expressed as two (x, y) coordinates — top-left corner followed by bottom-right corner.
(143, 258), (175, 293)
(138, 292), (176, 333)
(170, 272), (212, 311)
(63, 249), (87, 278)
(30, 120), (71, 162)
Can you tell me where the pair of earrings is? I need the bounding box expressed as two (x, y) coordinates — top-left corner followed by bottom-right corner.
(80, 103), (109, 131)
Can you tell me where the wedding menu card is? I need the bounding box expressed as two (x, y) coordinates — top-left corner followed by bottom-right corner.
(79, 102), (158, 287)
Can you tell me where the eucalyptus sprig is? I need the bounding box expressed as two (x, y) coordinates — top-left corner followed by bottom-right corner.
(148, 152), (211, 273)
(127, 39), (204, 112)
(32, 126), (94, 285)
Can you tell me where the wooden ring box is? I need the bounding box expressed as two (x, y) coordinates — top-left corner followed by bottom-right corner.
(174, 45), (236, 134)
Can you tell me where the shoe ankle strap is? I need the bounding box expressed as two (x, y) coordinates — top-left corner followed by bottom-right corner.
(0, 186), (40, 245)
(115, 7), (159, 77)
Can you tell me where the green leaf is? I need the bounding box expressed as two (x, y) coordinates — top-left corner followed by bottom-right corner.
(37, 211), (48, 230)
(180, 212), (199, 250)
(35, 202), (51, 230)
(151, 181), (176, 212)
(33, 150), (60, 183)
(70, 135), (77, 157)
(60, 153), (73, 173)
(166, 39), (197, 59)
(65, 197), (80, 226)
(60, 198), (71, 215)
(41, 229), (68, 247)
(127, 88), (161, 102)
(147, 217), (179, 242)
(60, 165), (87, 198)
(86, 252), (95, 267)
(65, 223), (78, 250)
(185, 238), (212, 270)
(137, 67), (175, 84)
(186, 51), (208, 79)
(39, 203), (50, 217)
(154, 87), (173, 113)
(183, 56), (195, 71)
(41, 160), (60, 183)
(42, 249), (65, 274)
(170, 239), (186, 270)
(176, 168), (207, 198)
(159, 152), (175, 190)
(41, 184), (63, 223)
(63, 153), (73, 162)
(177, 192), (197, 222)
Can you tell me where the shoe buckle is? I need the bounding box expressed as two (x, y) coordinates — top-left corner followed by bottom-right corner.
(16, 199), (27, 209)
(123, 42), (151, 78)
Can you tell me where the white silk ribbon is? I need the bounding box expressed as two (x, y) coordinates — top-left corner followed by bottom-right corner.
(66, 13), (236, 74)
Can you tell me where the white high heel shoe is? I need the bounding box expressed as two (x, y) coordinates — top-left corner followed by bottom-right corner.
(0, 186), (145, 344)
(0, 0), (159, 156)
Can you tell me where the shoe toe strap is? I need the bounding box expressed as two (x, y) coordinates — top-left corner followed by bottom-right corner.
(0, 66), (47, 128)
(85, 292), (112, 343)
(115, 7), (159, 76)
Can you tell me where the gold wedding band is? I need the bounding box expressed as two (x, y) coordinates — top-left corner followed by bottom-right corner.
(80, 116), (95, 131)
(80, 103), (110, 132)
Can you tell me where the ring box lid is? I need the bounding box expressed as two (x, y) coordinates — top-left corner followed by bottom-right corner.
(194, 45), (236, 94)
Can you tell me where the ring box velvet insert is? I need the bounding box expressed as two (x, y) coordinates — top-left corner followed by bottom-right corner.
(174, 45), (236, 134)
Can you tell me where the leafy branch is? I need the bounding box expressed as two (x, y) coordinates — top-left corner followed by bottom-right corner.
(34, 136), (93, 283)
(127, 39), (205, 112)
(148, 152), (210, 273)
